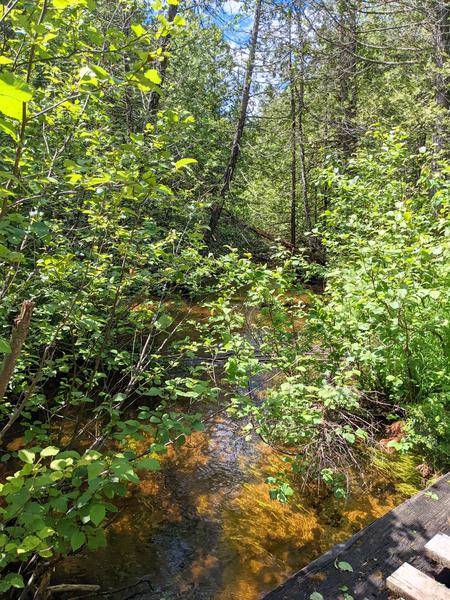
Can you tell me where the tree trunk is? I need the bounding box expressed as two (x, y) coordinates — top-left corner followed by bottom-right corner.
(205, 0), (263, 245)
(432, 0), (450, 155)
(0, 300), (34, 445)
(289, 15), (297, 250)
(148, 2), (179, 116)
(338, 0), (358, 158)
(0, 300), (33, 403)
(295, 5), (312, 232)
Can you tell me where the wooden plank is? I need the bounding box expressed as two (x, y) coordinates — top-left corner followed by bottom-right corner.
(425, 533), (450, 568)
(387, 562), (450, 600)
(263, 473), (450, 600)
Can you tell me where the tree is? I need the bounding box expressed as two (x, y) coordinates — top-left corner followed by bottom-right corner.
(431, 0), (450, 155)
(148, 0), (180, 116)
(288, 11), (298, 248)
(205, 0), (263, 245)
(295, 1), (312, 232)
(337, 0), (359, 157)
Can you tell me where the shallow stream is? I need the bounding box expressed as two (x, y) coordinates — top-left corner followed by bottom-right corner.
(54, 409), (403, 599)
(52, 299), (404, 599)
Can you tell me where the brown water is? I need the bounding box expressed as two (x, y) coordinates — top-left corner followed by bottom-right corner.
(52, 298), (405, 599)
(53, 412), (403, 600)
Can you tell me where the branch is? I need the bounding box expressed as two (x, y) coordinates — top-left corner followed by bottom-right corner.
(0, 300), (34, 443)
(225, 209), (294, 249)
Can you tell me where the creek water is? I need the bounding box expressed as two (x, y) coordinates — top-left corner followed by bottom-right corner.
(52, 300), (405, 599)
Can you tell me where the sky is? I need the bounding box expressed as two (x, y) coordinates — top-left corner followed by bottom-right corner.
(213, 0), (253, 46)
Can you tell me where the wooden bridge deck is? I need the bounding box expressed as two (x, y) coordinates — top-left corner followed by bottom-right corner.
(263, 473), (450, 600)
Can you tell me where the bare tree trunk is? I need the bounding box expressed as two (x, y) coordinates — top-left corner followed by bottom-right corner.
(295, 6), (312, 232)
(338, 0), (358, 158)
(148, 2), (179, 116)
(205, 0), (263, 245)
(432, 0), (450, 155)
(289, 15), (297, 250)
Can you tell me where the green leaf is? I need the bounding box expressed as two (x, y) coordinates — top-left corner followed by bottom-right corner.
(18, 449), (35, 464)
(136, 457), (161, 471)
(0, 117), (17, 141)
(50, 495), (68, 513)
(40, 446), (60, 457)
(309, 594), (324, 600)
(342, 431), (355, 444)
(53, 0), (87, 8)
(38, 526), (55, 539)
(425, 491), (439, 501)
(50, 458), (73, 470)
(89, 503), (106, 526)
(131, 24), (146, 37)
(79, 64), (111, 86)
(70, 530), (86, 551)
(155, 314), (173, 330)
(0, 73), (33, 120)
(89, 64), (112, 82)
(0, 337), (11, 353)
(387, 300), (400, 310)
(144, 388), (162, 398)
(87, 461), (104, 481)
(337, 561), (353, 572)
(175, 158), (197, 170)
(281, 483), (294, 497)
(144, 69), (161, 84)
(0, 56), (12, 65)
(110, 459), (139, 482)
(0, 573), (24, 591)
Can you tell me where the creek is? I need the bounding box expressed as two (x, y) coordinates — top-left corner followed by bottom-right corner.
(51, 299), (405, 600)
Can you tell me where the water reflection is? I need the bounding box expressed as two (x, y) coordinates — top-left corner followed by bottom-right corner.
(53, 409), (402, 600)
(53, 294), (403, 598)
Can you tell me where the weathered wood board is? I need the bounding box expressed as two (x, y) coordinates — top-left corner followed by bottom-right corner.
(425, 533), (450, 568)
(387, 561), (450, 600)
(262, 473), (450, 600)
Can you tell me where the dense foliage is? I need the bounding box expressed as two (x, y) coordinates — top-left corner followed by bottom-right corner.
(0, 0), (448, 595)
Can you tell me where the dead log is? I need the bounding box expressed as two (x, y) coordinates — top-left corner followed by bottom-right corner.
(224, 209), (294, 250)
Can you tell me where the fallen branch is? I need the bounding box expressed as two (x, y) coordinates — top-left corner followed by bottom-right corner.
(47, 584), (101, 595)
(224, 209), (294, 250)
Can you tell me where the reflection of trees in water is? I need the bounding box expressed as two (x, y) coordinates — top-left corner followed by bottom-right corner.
(53, 413), (403, 600)
(119, 518), (224, 600)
